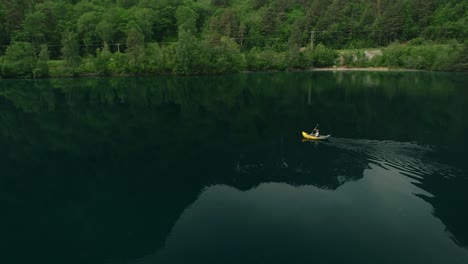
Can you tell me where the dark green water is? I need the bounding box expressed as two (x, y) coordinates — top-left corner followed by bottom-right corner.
(1, 72), (467, 264)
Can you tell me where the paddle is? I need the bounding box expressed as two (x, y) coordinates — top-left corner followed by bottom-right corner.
(311, 124), (319, 135)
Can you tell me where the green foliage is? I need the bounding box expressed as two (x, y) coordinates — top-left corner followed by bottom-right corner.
(0, 0), (467, 77)
(48, 60), (68, 77)
(1, 42), (36, 78)
(424, 1), (468, 40)
(146, 43), (176, 73)
(452, 42), (468, 71)
(61, 30), (81, 72)
(95, 44), (112, 75)
(35, 44), (50, 78)
(15, 11), (48, 46)
(311, 44), (337, 67)
(176, 6), (198, 33)
(245, 47), (289, 71)
(0, 7), (8, 52)
(342, 50), (371, 67)
(378, 43), (463, 71)
(246, 47), (272, 71)
(174, 30), (206, 74)
(78, 55), (98, 74)
(96, 20), (117, 45)
(77, 11), (101, 53)
(108, 51), (128, 74)
(212, 0), (229, 7)
(125, 23), (145, 73)
(205, 36), (245, 73)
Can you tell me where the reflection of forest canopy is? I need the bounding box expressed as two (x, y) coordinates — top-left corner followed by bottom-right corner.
(0, 0), (467, 77)
(1, 72), (467, 263)
(0, 72), (467, 148)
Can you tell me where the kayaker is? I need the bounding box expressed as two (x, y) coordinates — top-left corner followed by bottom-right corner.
(314, 129), (319, 137)
(311, 125), (319, 136)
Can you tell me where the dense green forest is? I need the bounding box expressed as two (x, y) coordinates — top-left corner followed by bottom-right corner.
(0, 0), (467, 77)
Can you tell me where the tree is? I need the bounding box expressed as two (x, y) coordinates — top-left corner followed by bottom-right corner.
(176, 5), (198, 33)
(61, 30), (80, 70)
(212, 0), (229, 7)
(261, 7), (276, 36)
(238, 23), (246, 49)
(305, 0), (329, 28)
(96, 20), (116, 45)
(16, 11), (48, 47)
(125, 22), (145, 73)
(316, 0), (346, 31)
(150, 1), (178, 41)
(210, 9), (239, 38)
(311, 43), (337, 67)
(207, 36), (245, 73)
(34, 0), (73, 58)
(77, 11), (101, 54)
(34, 44), (49, 78)
(1, 42), (36, 77)
(411, 0), (434, 27)
(174, 30), (204, 74)
(453, 42), (468, 71)
(288, 19), (306, 49)
(253, 0), (268, 10)
(0, 6), (8, 53)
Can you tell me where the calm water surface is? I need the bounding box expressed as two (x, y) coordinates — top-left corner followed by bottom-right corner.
(1, 72), (467, 264)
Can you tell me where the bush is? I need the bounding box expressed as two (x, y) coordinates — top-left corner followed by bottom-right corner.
(34, 44), (49, 78)
(379, 43), (463, 71)
(95, 45), (112, 75)
(285, 48), (309, 70)
(311, 44), (337, 67)
(407, 37), (428, 46)
(78, 56), (97, 74)
(108, 52), (128, 75)
(48, 60), (70, 77)
(451, 42), (468, 71)
(341, 50), (369, 67)
(245, 47), (269, 71)
(380, 44), (406, 68)
(206, 37), (246, 74)
(1, 42), (36, 78)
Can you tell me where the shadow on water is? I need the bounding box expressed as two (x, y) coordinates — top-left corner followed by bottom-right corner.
(0, 72), (467, 263)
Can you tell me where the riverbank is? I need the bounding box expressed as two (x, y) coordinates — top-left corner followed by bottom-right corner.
(0, 67), (435, 80)
(312, 67), (392, 71)
(310, 67), (426, 72)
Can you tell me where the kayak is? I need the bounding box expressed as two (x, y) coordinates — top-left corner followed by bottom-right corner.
(302, 131), (331, 140)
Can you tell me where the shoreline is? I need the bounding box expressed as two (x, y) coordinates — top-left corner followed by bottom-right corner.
(0, 67), (431, 80)
(309, 67), (423, 72)
(312, 67), (391, 71)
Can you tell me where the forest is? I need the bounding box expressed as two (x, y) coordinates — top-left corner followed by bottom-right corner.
(0, 0), (467, 77)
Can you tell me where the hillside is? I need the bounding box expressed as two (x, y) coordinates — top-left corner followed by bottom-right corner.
(0, 0), (467, 77)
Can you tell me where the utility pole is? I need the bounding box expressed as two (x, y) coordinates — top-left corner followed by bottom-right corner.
(310, 30), (315, 50)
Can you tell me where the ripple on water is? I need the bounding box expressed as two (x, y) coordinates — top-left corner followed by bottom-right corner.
(328, 137), (459, 181)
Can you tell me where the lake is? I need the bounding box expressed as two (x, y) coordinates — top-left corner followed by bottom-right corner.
(1, 71), (467, 264)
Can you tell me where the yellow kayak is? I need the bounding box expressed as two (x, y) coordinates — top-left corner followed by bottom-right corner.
(302, 131), (331, 140)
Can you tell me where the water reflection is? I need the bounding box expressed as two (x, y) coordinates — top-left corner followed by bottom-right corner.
(0, 72), (467, 264)
(138, 177), (466, 264)
(230, 139), (367, 190)
(129, 136), (468, 264)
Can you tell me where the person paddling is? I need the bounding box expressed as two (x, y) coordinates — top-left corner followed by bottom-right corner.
(311, 124), (319, 137)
